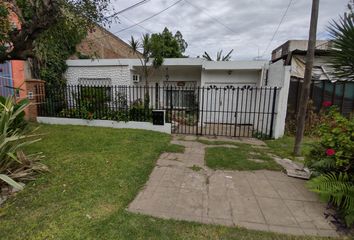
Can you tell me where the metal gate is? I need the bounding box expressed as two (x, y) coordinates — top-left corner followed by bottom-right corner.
(169, 85), (278, 139)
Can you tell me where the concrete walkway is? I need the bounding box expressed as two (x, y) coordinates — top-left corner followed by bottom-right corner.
(128, 137), (338, 237)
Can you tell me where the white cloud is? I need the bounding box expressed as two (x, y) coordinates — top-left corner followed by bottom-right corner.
(109, 0), (348, 60)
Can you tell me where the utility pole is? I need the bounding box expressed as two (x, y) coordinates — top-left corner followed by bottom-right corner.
(293, 0), (320, 155)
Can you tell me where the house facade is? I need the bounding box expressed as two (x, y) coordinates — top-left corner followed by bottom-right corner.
(62, 58), (290, 138)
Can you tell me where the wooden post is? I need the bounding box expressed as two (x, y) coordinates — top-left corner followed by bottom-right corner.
(293, 0), (320, 155)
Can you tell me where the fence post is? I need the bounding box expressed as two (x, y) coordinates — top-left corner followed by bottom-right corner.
(169, 86), (173, 124)
(269, 87), (278, 138)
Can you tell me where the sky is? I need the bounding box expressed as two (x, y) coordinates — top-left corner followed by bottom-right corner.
(107, 0), (349, 60)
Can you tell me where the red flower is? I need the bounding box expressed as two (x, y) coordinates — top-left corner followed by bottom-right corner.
(322, 101), (332, 107)
(326, 149), (336, 156)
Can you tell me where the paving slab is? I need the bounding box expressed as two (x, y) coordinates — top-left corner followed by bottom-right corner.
(128, 136), (338, 237)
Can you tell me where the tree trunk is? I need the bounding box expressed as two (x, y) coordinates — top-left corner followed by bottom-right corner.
(293, 0), (320, 156)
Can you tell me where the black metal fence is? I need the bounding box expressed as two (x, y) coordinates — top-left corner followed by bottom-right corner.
(37, 84), (279, 139)
(288, 79), (354, 117)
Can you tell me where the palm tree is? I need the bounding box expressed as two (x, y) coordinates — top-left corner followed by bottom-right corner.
(328, 3), (354, 81)
(202, 49), (234, 61)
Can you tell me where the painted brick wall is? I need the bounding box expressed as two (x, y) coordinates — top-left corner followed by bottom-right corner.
(65, 66), (131, 86)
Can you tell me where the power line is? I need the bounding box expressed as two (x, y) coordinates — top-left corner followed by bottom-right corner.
(261, 0), (293, 57)
(183, 0), (260, 58)
(106, 0), (151, 18)
(183, 0), (239, 36)
(120, 14), (154, 34)
(115, 0), (184, 34)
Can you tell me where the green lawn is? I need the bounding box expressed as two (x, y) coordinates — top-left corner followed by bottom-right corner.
(265, 136), (318, 161)
(0, 125), (332, 239)
(205, 145), (282, 171)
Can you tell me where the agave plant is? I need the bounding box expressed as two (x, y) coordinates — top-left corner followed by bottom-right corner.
(0, 97), (47, 191)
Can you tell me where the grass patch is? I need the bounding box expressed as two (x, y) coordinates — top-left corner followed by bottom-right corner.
(200, 139), (282, 171)
(164, 143), (185, 153)
(205, 146), (282, 171)
(0, 125), (329, 239)
(265, 136), (318, 161)
(189, 165), (203, 172)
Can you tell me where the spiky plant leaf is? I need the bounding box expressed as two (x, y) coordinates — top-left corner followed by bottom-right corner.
(328, 14), (354, 81)
(0, 174), (23, 190)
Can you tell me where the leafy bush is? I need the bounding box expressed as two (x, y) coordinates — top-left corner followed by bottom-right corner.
(285, 100), (326, 136)
(129, 99), (152, 122)
(306, 105), (354, 226)
(0, 97), (47, 191)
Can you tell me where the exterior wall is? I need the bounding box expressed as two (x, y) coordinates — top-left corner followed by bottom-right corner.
(37, 117), (171, 134)
(133, 67), (202, 87)
(201, 70), (262, 87)
(271, 40), (331, 62)
(65, 65), (131, 86)
(267, 60), (286, 87)
(73, 26), (140, 59)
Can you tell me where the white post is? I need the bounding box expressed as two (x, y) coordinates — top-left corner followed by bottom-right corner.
(273, 66), (291, 138)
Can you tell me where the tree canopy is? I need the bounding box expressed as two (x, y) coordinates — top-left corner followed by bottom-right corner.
(149, 27), (188, 58)
(0, 0), (117, 63)
(129, 28), (188, 86)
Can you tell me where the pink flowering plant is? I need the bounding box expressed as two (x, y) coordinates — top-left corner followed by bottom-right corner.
(306, 106), (354, 174)
(306, 106), (354, 226)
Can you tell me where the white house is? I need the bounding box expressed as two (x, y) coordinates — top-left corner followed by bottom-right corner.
(60, 58), (290, 138)
(65, 58), (269, 88)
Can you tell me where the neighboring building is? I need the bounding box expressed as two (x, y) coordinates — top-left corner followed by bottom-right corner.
(272, 40), (354, 117)
(72, 25), (140, 59)
(0, 5), (29, 100)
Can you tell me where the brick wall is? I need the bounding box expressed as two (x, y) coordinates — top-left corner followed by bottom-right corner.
(72, 25), (141, 59)
(24, 79), (45, 121)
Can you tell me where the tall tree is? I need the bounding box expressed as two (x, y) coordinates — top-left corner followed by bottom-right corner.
(203, 49), (234, 61)
(149, 27), (187, 58)
(0, 0), (117, 63)
(129, 34), (163, 86)
(328, 1), (354, 81)
(129, 34), (164, 107)
(174, 30), (188, 54)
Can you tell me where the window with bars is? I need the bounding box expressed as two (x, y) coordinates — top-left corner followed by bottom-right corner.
(165, 90), (196, 108)
(78, 78), (112, 102)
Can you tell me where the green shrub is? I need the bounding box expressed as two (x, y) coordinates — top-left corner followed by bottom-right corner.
(129, 99), (152, 122)
(306, 106), (354, 226)
(0, 97), (47, 190)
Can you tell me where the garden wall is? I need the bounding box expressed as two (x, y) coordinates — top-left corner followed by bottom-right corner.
(36, 117), (171, 134)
